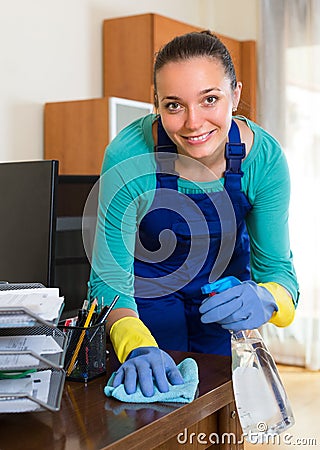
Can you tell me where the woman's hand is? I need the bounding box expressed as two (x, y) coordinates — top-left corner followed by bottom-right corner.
(112, 346), (184, 397)
(200, 281), (278, 331)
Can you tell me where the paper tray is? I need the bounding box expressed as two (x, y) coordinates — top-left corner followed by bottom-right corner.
(0, 317), (68, 370)
(0, 368), (66, 413)
(0, 305), (64, 328)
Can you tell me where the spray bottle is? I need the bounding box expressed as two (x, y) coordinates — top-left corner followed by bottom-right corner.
(201, 276), (295, 443)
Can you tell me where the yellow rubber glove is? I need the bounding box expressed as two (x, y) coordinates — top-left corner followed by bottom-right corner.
(259, 282), (295, 327)
(109, 316), (158, 363)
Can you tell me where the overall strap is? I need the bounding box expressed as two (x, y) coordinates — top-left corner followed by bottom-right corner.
(224, 120), (246, 191)
(155, 116), (178, 189)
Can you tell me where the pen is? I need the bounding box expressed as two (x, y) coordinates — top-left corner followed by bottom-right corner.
(89, 295), (120, 344)
(77, 309), (88, 327)
(66, 299), (97, 376)
(94, 295), (120, 325)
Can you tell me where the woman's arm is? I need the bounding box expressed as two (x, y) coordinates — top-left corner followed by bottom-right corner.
(243, 121), (299, 304)
(242, 121), (299, 325)
(88, 117), (157, 314)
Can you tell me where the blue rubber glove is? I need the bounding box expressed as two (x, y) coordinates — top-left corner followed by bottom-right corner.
(199, 280), (278, 331)
(112, 346), (185, 397)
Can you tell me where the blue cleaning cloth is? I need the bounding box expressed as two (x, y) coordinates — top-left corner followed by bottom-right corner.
(104, 357), (199, 404)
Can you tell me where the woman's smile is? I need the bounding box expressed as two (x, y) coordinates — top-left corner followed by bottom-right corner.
(183, 130), (215, 144)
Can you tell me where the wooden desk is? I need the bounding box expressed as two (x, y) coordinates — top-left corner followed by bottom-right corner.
(0, 351), (243, 450)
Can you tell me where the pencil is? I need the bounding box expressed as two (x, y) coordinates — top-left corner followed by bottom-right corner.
(66, 299), (97, 376)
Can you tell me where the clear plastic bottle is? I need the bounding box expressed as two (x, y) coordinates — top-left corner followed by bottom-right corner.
(231, 329), (295, 443)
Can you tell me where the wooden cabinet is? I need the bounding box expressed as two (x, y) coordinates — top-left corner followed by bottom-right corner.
(44, 98), (108, 175)
(103, 13), (256, 120)
(44, 13), (256, 175)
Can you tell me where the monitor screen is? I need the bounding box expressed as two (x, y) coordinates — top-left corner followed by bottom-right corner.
(0, 160), (58, 286)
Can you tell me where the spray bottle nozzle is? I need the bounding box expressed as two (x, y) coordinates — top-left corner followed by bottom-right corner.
(201, 275), (241, 296)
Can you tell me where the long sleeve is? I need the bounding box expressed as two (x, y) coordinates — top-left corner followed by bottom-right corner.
(240, 119), (299, 304)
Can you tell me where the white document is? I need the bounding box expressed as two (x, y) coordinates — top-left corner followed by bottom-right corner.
(0, 335), (63, 369)
(0, 289), (64, 326)
(0, 288), (60, 297)
(0, 370), (52, 412)
(0, 375), (33, 395)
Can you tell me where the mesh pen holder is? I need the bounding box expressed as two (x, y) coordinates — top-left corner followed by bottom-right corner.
(60, 322), (107, 382)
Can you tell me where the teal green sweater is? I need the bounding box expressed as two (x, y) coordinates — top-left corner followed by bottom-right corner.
(88, 114), (299, 312)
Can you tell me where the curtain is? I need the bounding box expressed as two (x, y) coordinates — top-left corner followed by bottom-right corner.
(258, 0), (320, 370)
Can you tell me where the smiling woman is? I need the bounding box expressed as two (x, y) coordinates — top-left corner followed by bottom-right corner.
(154, 32), (241, 172)
(87, 30), (299, 398)
(155, 57), (242, 176)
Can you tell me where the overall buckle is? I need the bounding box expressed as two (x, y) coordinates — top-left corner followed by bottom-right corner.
(225, 142), (246, 174)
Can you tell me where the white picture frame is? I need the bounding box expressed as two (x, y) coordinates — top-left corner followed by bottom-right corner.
(108, 96), (154, 141)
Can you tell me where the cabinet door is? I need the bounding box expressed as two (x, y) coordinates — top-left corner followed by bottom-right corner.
(152, 14), (201, 56)
(103, 14), (154, 103)
(217, 35), (256, 120)
(44, 98), (108, 175)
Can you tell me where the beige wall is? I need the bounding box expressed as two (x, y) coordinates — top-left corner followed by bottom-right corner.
(0, 0), (257, 162)
(200, 0), (257, 40)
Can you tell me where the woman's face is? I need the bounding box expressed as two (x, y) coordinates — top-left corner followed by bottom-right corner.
(156, 57), (241, 164)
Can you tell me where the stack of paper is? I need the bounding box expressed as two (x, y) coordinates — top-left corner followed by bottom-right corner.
(0, 288), (64, 326)
(0, 370), (51, 412)
(0, 288), (66, 413)
(0, 335), (63, 369)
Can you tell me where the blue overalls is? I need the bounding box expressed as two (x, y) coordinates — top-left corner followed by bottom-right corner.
(134, 117), (252, 356)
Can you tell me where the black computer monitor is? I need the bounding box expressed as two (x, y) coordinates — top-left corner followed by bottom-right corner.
(0, 160), (58, 286)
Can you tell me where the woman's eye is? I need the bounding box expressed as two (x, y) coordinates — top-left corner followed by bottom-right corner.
(205, 96), (217, 105)
(165, 102), (181, 111)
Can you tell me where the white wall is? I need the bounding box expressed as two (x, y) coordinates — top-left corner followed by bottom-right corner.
(0, 0), (257, 162)
(200, 0), (258, 40)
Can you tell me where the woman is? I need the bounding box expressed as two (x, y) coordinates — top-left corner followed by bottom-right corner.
(88, 31), (299, 397)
